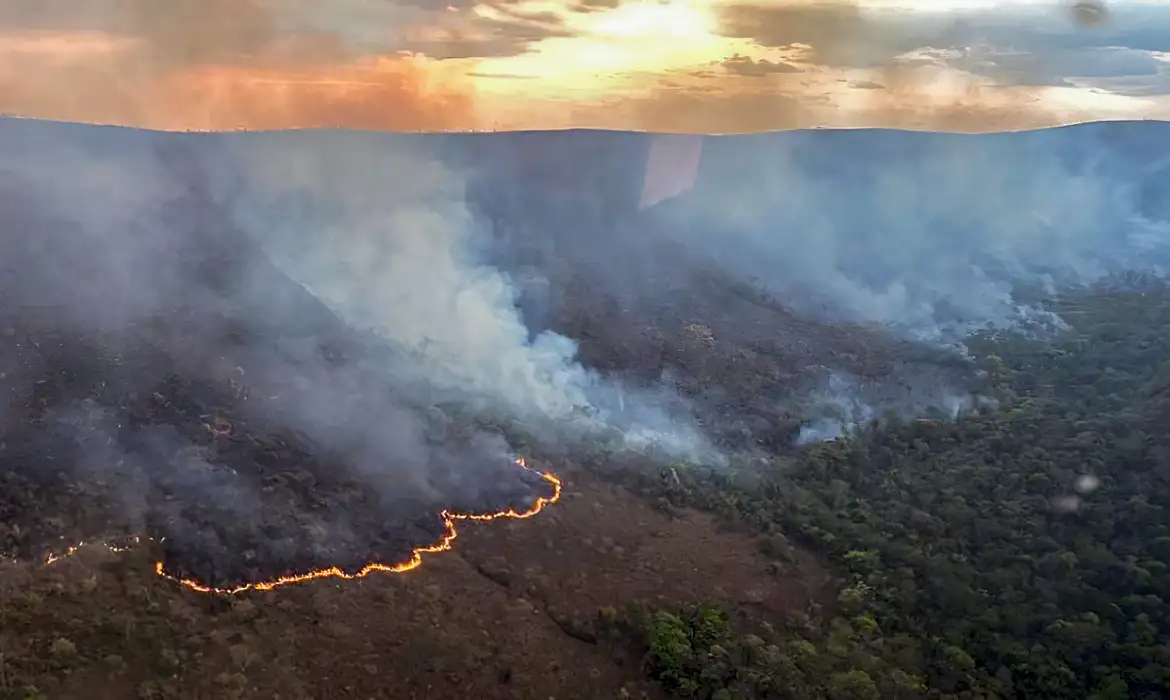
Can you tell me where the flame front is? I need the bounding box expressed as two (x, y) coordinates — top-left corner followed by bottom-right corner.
(41, 459), (561, 596)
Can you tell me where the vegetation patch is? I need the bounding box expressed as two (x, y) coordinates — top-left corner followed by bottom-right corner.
(590, 280), (1170, 700)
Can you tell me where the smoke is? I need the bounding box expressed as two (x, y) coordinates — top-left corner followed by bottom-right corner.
(618, 125), (1170, 441)
(647, 128), (1170, 348)
(0, 120), (720, 583)
(793, 369), (977, 444)
(0, 125), (188, 332)
(794, 372), (876, 445)
(2, 117), (716, 467)
(204, 130), (719, 464)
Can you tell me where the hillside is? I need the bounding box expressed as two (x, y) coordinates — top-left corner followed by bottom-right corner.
(0, 118), (1169, 699)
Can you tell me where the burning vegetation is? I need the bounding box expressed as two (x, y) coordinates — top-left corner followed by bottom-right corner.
(0, 135), (575, 597)
(37, 459), (560, 595)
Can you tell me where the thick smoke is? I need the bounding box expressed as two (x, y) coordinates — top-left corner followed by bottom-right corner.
(197, 130), (718, 463)
(648, 129), (1170, 348)
(619, 126), (1170, 442)
(0, 123), (540, 576)
(0, 122), (718, 566)
(0, 124), (711, 588)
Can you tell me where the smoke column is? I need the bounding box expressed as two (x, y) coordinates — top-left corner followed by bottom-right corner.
(203, 130), (720, 463)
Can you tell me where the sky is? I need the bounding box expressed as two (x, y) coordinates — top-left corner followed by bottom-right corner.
(1, 0), (1170, 132)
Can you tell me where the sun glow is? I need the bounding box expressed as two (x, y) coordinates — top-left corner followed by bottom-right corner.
(476, 0), (730, 90)
(586, 0), (714, 39)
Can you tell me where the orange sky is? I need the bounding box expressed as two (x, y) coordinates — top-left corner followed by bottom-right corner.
(0, 0), (1167, 133)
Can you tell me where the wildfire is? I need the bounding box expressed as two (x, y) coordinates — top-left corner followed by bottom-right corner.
(43, 537), (140, 565)
(37, 458), (561, 595)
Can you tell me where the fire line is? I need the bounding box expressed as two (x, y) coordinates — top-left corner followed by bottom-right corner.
(36, 458), (561, 596)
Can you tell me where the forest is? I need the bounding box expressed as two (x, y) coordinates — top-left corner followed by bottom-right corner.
(597, 276), (1170, 700)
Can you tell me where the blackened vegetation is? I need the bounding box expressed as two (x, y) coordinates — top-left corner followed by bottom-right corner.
(0, 163), (549, 590)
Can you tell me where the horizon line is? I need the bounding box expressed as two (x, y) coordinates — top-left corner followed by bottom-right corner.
(2, 114), (1167, 138)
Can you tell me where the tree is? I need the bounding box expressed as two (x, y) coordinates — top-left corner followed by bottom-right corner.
(826, 669), (881, 700)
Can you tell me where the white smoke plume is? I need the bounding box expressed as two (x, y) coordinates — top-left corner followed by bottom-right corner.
(627, 126), (1170, 442)
(0, 119), (733, 580)
(647, 128), (1170, 347)
(202, 130), (719, 463)
(794, 369), (977, 445)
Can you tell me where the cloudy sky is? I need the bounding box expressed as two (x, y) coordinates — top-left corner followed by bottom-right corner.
(1, 0), (1169, 132)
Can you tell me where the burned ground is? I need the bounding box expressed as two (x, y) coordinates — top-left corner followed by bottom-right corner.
(0, 294), (558, 592)
(1, 465), (828, 700)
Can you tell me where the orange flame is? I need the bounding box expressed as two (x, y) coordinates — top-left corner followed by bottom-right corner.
(37, 458), (561, 595)
(160, 458), (560, 595)
(43, 536), (141, 565)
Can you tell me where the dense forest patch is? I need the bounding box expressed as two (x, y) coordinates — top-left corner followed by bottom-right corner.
(594, 280), (1170, 700)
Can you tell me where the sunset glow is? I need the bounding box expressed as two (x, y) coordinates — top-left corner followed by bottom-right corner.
(1, 0), (1168, 132)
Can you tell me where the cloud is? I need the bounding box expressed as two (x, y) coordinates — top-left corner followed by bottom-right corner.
(843, 62), (1067, 133)
(715, 1), (1170, 92)
(0, 0), (279, 66)
(0, 0), (484, 130)
(879, 7), (1170, 95)
(0, 0), (570, 62)
(715, 1), (871, 65)
(0, 35), (476, 130)
(2, 0), (1170, 132)
(596, 71), (1079, 134)
(721, 53), (803, 77)
(404, 4), (576, 60)
(961, 44), (1163, 94)
(699, 2), (1103, 132)
(570, 0), (621, 12)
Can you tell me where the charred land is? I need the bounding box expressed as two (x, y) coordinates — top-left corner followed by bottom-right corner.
(0, 119), (1169, 700)
(0, 169), (556, 592)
